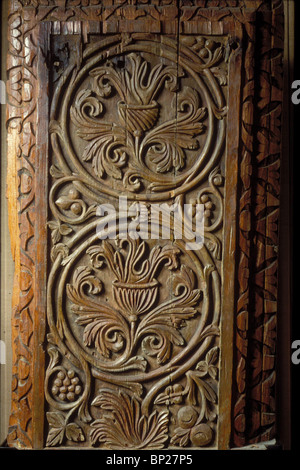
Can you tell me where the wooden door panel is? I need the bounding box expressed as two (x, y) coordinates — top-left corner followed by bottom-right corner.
(45, 25), (231, 450)
(6, 0), (284, 450)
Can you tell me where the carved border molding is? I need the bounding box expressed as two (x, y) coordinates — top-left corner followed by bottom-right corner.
(6, 0), (284, 449)
(234, 1), (283, 446)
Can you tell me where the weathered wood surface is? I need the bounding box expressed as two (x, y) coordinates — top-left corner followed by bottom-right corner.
(6, 0), (283, 449)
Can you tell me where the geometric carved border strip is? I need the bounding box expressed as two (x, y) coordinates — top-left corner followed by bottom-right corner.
(5, 0), (283, 449)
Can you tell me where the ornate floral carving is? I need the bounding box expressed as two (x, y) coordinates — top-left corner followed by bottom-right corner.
(155, 346), (219, 447)
(90, 389), (169, 449)
(70, 53), (207, 187)
(46, 33), (228, 198)
(66, 238), (202, 367)
(46, 411), (85, 447)
(44, 29), (224, 449)
(44, 339), (88, 446)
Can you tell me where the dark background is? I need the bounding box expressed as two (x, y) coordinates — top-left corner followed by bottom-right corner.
(291, 0), (298, 454)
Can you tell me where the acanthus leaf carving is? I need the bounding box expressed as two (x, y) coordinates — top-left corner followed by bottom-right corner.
(70, 53), (208, 190)
(66, 238), (202, 368)
(90, 389), (169, 450)
(143, 87), (207, 173)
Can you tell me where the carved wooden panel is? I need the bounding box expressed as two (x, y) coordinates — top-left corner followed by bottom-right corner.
(6, 0), (284, 450)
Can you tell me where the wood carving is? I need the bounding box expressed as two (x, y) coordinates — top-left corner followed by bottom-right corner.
(45, 30), (224, 448)
(233, 0), (283, 446)
(5, 0), (284, 449)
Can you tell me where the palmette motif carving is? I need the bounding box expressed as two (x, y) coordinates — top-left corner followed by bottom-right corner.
(90, 389), (169, 449)
(66, 238), (201, 365)
(70, 55), (207, 182)
(47, 34), (228, 198)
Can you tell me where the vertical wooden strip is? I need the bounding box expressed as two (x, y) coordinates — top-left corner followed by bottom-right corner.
(218, 30), (243, 450)
(6, 0), (35, 448)
(32, 21), (50, 449)
(276, 0), (293, 449)
(233, 15), (256, 447)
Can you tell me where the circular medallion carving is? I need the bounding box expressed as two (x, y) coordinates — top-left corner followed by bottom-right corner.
(50, 34), (227, 201)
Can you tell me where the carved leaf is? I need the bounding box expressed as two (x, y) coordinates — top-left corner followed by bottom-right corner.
(50, 243), (69, 263)
(90, 389), (168, 449)
(46, 412), (65, 447)
(148, 141), (185, 173)
(83, 136), (127, 180)
(47, 345), (60, 370)
(208, 45), (225, 68)
(46, 425), (65, 447)
(170, 427), (190, 447)
(65, 423), (85, 443)
(46, 412), (85, 446)
(142, 329), (184, 364)
(196, 346), (219, 379)
(66, 266), (129, 358)
(48, 220), (73, 245)
(50, 164), (64, 179)
(47, 411), (65, 428)
(70, 90), (127, 180)
(186, 371), (217, 408)
(136, 265), (201, 363)
(76, 311), (127, 358)
(48, 221), (62, 244)
(211, 66), (227, 85)
(143, 87), (206, 173)
(60, 224), (73, 236)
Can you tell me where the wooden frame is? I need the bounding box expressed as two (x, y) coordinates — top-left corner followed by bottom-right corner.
(6, 0), (284, 449)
